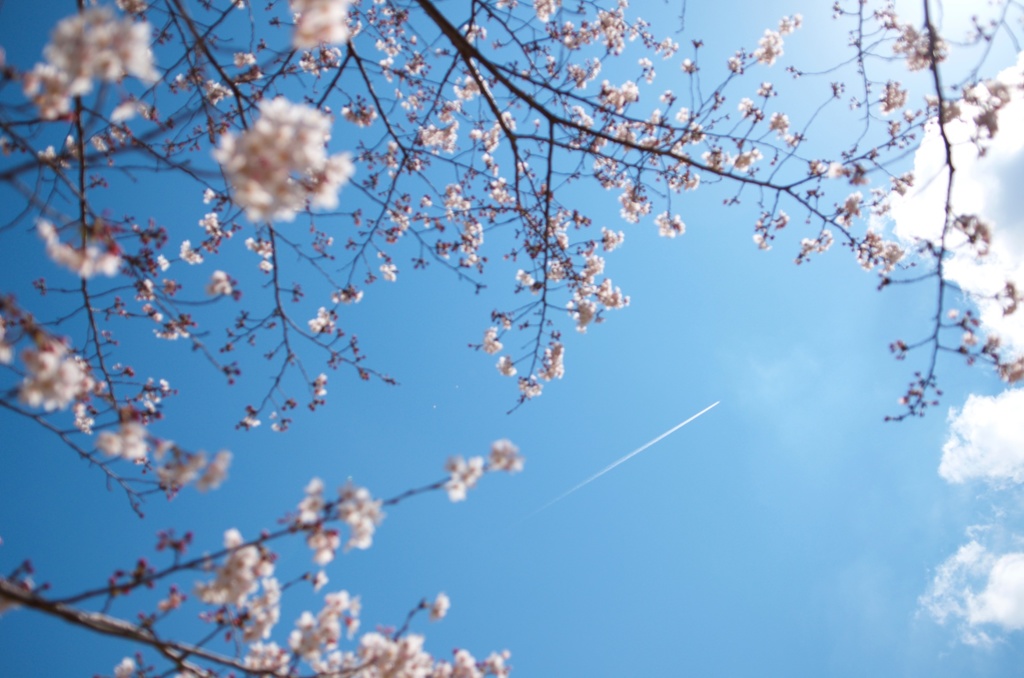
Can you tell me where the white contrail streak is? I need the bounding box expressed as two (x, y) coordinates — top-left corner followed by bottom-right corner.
(523, 401), (720, 521)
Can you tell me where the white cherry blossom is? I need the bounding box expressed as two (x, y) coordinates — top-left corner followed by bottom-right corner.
(214, 98), (354, 221)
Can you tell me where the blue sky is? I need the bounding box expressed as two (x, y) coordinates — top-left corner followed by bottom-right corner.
(2, 0), (1024, 676)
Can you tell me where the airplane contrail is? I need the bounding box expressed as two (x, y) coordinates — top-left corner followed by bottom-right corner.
(522, 400), (720, 521)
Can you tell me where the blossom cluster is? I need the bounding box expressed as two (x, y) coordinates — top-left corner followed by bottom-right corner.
(214, 98), (355, 221)
(445, 439), (524, 501)
(195, 528), (275, 609)
(747, 15), (801, 68)
(289, 590), (361, 663)
(0, 315), (12, 366)
(37, 220), (120, 279)
(18, 336), (95, 412)
(297, 478), (384, 560)
(23, 6), (157, 119)
(291, 0), (354, 49)
(154, 446), (232, 492)
(250, 629), (510, 677)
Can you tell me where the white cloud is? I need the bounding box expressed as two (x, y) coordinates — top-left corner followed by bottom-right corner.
(921, 540), (993, 625)
(968, 552), (1024, 629)
(940, 389), (1024, 485)
(890, 53), (1024, 356)
(920, 537), (1024, 644)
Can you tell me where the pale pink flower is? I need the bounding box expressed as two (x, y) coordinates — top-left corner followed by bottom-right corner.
(73, 402), (94, 434)
(37, 220), (119, 278)
(601, 228), (625, 252)
(298, 477), (326, 525)
(242, 577), (281, 642)
(157, 450), (206, 489)
(452, 648), (483, 678)
(754, 30), (783, 66)
(197, 450), (232, 491)
(538, 342), (565, 381)
(214, 98), (354, 221)
(289, 611), (320, 661)
(445, 456), (485, 502)
(732, 148), (762, 172)
(204, 80), (231, 105)
(482, 327), (503, 355)
(19, 337), (94, 411)
(599, 80), (640, 113)
(893, 23), (946, 71)
(488, 439), (523, 473)
(338, 481), (384, 550)
(496, 355), (517, 377)
(313, 373), (328, 397)
(116, 0), (148, 14)
(534, 0), (560, 23)
(312, 570), (329, 592)
(306, 526), (340, 565)
(379, 262), (398, 282)
(483, 650), (512, 677)
(179, 240), (203, 264)
(429, 592), (450, 622)
(206, 270), (233, 296)
(245, 642), (290, 675)
(97, 421), (148, 462)
(570, 297), (597, 333)
(355, 633), (434, 676)
(113, 657), (136, 678)
(0, 314), (12, 365)
(880, 80), (908, 115)
(319, 589), (360, 644)
(290, 0), (353, 49)
(836, 192), (863, 226)
(769, 112), (789, 134)
(516, 269), (536, 291)
(332, 286), (363, 304)
(26, 7), (158, 118)
(655, 212), (686, 238)
(23, 64), (71, 119)
(198, 212), (226, 238)
(195, 529), (273, 608)
(308, 307), (337, 334)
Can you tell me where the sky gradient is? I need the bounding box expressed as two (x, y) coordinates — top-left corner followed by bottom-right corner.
(2, 1), (1024, 676)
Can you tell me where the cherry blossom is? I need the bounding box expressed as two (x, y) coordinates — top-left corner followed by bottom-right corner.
(430, 592), (450, 622)
(338, 481), (384, 551)
(496, 355), (517, 377)
(291, 0), (353, 49)
(192, 450), (232, 492)
(24, 7), (157, 118)
(195, 529), (274, 608)
(18, 337), (94, 412)
(482, 328), (503, 355)
(445, 455), (485, 502)
(537, 343), (565, 381)
(113, 657), (136, 678)
(489, 440), (524, 473)
(97, 421), (147, 462)
(308, 307), (337, 334)
(37, 220), (119, 278)
(0, 316), (12, 365)
(533, 0), (560, 23)
(214, 98), (355, 221)
(880, 80), (908, 115)
(206, 270), (233, 296)
(244, 642), (290, 674)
